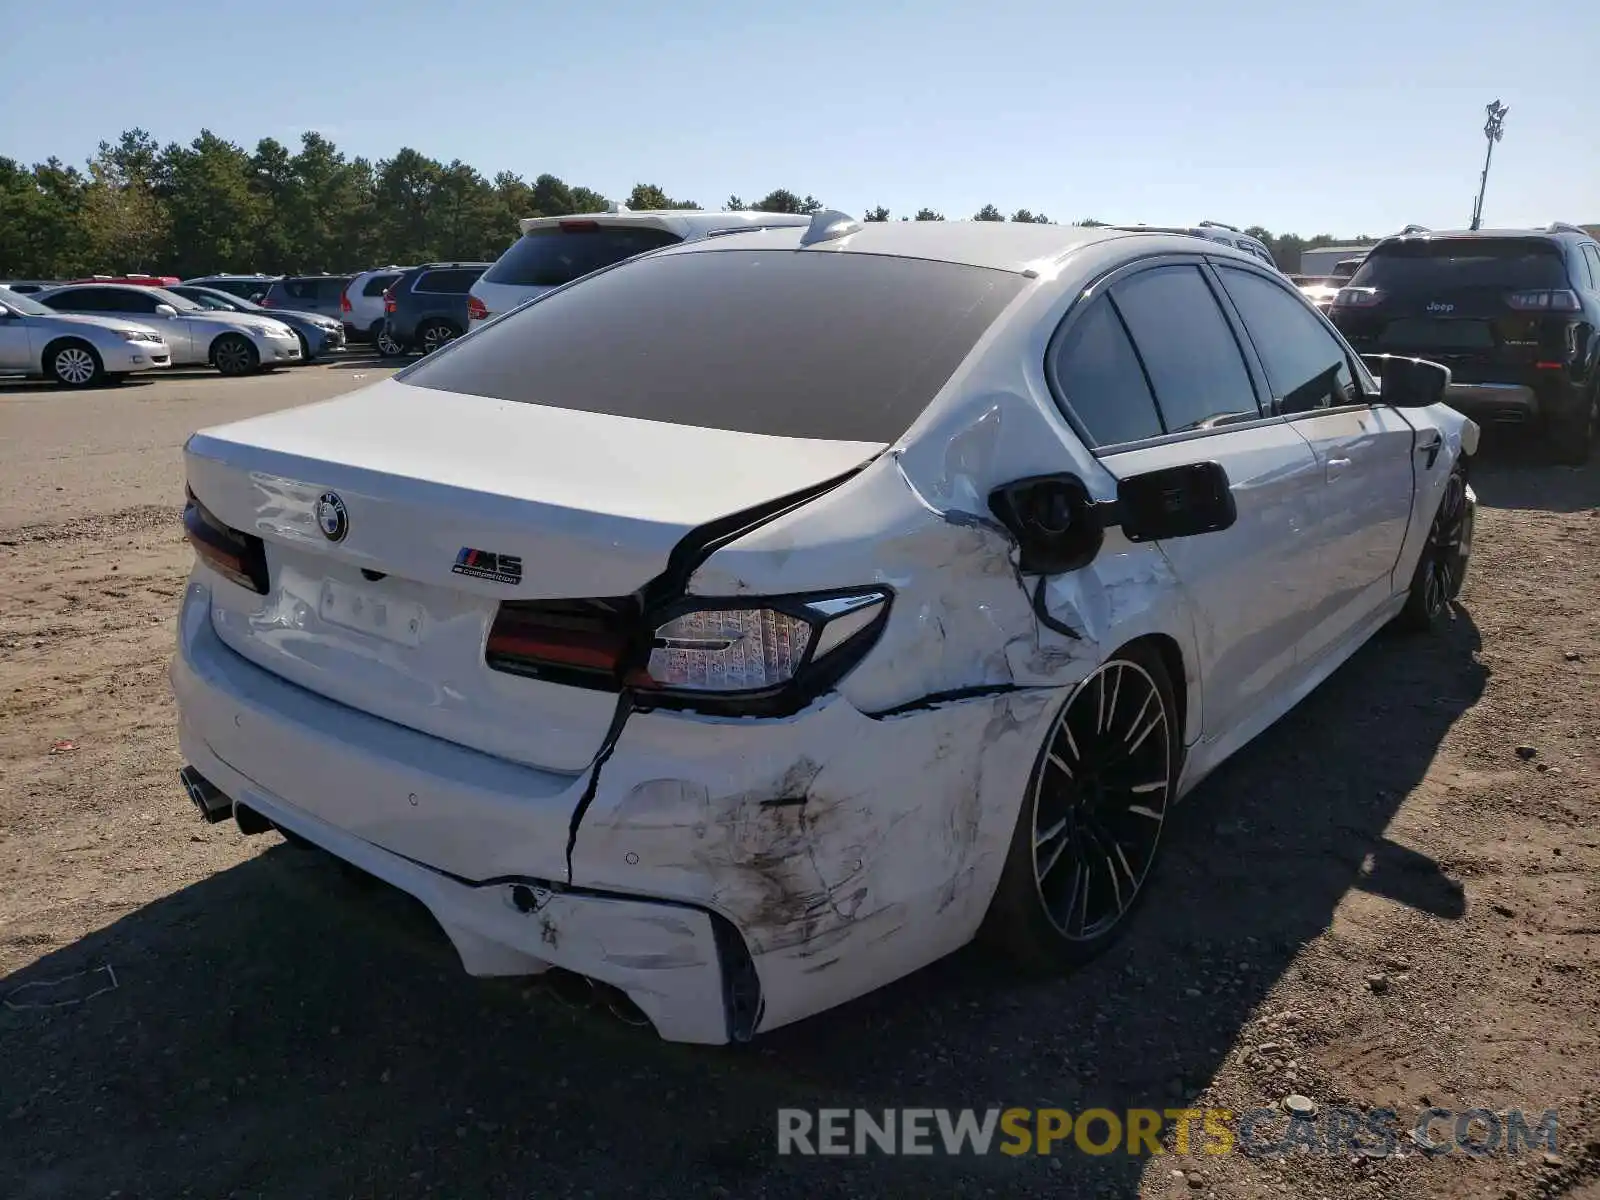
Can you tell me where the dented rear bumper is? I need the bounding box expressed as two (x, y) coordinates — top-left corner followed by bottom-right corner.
(172, 578), (1062, 1042)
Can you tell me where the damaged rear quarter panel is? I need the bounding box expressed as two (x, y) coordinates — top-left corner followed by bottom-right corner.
(567, 687), (1054, 1032)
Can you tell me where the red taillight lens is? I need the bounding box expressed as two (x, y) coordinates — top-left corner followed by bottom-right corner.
(1331, 287), (1382, 308)
(260, 297), (274, 307)
(1506, 289), (1581, 313)
(340, 291), (352, 313)
(383, 289), (396, 313)
(558, 219), (600, 232)
(183, 490), (268, 594)
(467, 295), (489, 322)
(486, 602), (633, 685)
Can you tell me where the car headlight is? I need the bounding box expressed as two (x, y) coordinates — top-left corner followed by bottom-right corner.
(249, 322), (290, 337)
(116, 329), (163, 343)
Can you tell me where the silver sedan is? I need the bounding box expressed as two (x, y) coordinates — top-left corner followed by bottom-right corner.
(0, 289), (171, 386)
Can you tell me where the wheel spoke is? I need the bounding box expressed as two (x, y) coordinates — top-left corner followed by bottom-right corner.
(1127, 803), (1163, 821)
(1034, 815), (1067, 852)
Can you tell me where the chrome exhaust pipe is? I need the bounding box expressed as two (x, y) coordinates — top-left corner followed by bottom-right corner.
(178, 766), (232, 824)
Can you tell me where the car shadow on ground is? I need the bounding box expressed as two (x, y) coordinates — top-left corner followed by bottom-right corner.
(0, 377), (156, 396)
(1469, 430), (1600, 513)
(0, 615), (1485, 1199)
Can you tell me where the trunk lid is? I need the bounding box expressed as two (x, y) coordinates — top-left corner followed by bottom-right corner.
(185, 378), (882, 772)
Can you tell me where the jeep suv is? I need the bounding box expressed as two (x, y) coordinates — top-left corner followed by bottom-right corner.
(376, 263), (491, 357)
(1328, 224), (1600, 464)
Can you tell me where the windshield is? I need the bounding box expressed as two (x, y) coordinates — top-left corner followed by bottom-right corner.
(1350, 239), (1569, 292)
(0, 289), (54, 316)
(194, 287), (260, 311)
(143, 287), (201, 311)
(403, 248), (1027, 443)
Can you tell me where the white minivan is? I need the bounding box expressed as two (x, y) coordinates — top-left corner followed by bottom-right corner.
(466, 207), (813, 328)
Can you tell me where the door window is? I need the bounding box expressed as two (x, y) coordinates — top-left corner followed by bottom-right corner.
(1215, 266), (1357, 413)
(1110, 265), (1262, 433)
(1045, 295), (1165, 447)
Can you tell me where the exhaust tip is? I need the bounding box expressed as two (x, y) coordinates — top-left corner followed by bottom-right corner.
(178, 766), (233, 824)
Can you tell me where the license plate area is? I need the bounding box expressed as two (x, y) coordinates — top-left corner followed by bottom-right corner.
(319, 578), (425, 647)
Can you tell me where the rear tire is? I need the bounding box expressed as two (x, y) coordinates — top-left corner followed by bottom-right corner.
(1544, 385), (1596, 466)
(418, 320), (458, 355)
(981, 642), (1180, 973)
(46, 340), (104, 388)
(211, 334), (259, 377)
(375, 325), (407, 358)
(1396, 462), (1473, 632)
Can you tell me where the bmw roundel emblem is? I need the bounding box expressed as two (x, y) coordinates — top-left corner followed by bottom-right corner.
(315, 491), (349, 542)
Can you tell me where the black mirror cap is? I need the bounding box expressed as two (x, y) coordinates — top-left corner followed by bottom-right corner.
(1118, 461), (1237, 543)
(988, 473), (1105, 575)
(1368, 354), (1451, 409)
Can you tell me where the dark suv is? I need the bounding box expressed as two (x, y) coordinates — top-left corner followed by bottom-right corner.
(1328, 223), (1600, 463)
(377, 263), (492, 357)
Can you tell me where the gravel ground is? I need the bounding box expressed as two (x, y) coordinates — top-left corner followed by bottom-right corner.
(1, 362), (1596, 1199)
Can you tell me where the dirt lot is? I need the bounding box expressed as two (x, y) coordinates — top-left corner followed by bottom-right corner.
(1, 362), (1597, 1199)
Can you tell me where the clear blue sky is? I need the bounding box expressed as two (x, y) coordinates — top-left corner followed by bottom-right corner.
(3, 0), (1595, 236)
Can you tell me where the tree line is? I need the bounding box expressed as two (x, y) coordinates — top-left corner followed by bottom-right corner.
(0, 128), (1370, 279)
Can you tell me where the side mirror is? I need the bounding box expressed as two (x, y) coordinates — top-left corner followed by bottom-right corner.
(1367, 354), (1450, 409)
(153, 303), (178, 317)
(1116, 461), (1237, 542)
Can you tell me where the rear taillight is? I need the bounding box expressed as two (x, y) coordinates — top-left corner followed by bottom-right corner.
(1506, 289), (1581, 313)
(383, 288), (396, 314)
(485, 591), (891, 715)
(558, 219), (600, 232)
(467, 295), (489, 322)
(1331, 287), (1382, 308)
(260, 297), (274, 307)
(340, 290), (352, 313)
(183, 490), (268, 594)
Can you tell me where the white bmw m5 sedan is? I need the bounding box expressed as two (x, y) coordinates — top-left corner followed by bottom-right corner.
(171, 213), (1477, 1044)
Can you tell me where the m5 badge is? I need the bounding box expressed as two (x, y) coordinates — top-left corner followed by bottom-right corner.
(452, 546), (523, 585)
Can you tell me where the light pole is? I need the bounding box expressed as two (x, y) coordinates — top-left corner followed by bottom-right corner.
(1470, 100), (1509, 231)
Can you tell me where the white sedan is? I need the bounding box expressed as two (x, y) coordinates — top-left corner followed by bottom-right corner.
(170, 215), (1477, 1043)
(0, 289), (171, 386)
(36, 284), (301, 375)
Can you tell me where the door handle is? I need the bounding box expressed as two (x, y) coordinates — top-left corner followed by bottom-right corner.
(1416, 436), (1442, 469)
(1325, 456), (1352, 482)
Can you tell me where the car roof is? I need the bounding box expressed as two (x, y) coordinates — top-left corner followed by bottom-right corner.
(1378, 228), (1573, 244)
(515, 208), (813, 238)
(654, 218), (1136, 274)
(409, 262), (493, 270)
(40, 282), (167, 293)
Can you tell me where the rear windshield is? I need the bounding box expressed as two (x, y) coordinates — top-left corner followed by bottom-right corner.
(1350, 239), (1569, 291)
(402, 249), (1027, 443)
(413, 268), (485, 294)
(281, 276), (352, 300)
(482, 225), (683, 288)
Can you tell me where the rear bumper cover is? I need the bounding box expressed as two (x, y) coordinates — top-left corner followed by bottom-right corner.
(1445, 381), (1540, 421)
(171, 577), (1053, 1042)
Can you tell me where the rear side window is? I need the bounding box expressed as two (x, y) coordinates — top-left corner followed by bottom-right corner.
(1350, 239), (1570, 291)
(1578, 245), (1600, 290)
(1216, 266), (1356, 413)
(414, 268), (484, 294)
(363, 273), (400, 297)
(317, 276), (352, 300)
(401, 249), (1026, 443)
(44, 289), (101, 310)
(1111, 265), (1260, 433)
(483, 226), (683, 288)
(1047, 296), (1164, 447)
